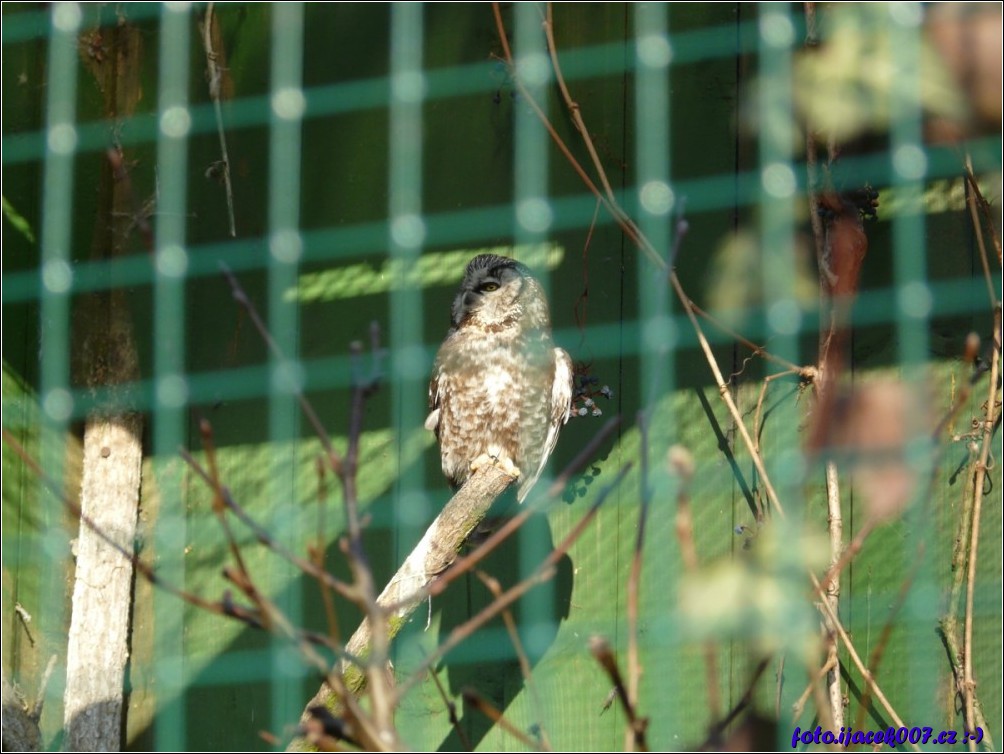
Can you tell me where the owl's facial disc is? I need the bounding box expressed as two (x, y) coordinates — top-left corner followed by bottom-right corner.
(451, 256), (530, 328)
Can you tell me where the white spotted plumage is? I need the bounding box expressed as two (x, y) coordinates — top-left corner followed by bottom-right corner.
(426, 254), (573, 502)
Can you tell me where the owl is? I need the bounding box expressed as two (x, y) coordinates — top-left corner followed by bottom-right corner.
(425, 254), (574, 502)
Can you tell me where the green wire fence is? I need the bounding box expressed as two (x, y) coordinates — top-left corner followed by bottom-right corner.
(2, 3), (1001, 751)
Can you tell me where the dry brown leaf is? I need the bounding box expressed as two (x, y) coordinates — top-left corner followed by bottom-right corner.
(828, 381), (932, 523)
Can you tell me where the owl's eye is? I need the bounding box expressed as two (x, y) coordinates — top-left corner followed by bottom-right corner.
(479, 282), (500, 292)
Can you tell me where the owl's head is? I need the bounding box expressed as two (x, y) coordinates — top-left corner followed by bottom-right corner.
(450, 254), (550, 331)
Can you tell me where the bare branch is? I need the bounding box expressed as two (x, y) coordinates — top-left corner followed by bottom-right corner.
(462, 687), (546, 751)
(625, 412), (650, 745)
(495, 7), (818, 460)
(589, 636), (649, 752)
(791, 655), (836, 722)
(706, 657), (770, 743)
(393, 464), (630, 702)
(688, 301), (813, 378)
(938, 623), (998, 751)
(0, 422), (374, 728)
(384, 415), (622, 614)
(810, 572), (921, 753)
(289, 412), (621, 749)
(310, 456), (341, 645)
(964, 156), (1001, 307)
(426, 666), (473, 752)
(291, 462), (517, 741)
(543, 3), (617, 204)
(178, 447), (359, 605)
(963, 305), (1001, 748)
(475, 570), (553, 750)
(220, 264), (343, 473)
(490, 3), (661, 269)
(200, 2), (237, 237)
(198, 417), (253, 584)
(855, 545), (924, 731)
(668, 444), (720, 722)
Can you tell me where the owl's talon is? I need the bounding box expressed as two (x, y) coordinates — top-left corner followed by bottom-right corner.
(470, 453), (520, 479)
(498, 456), (520, 479)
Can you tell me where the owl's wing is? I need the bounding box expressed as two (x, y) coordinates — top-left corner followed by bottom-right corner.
(425, 365), (442, 434)
(517, 347), (574, 502)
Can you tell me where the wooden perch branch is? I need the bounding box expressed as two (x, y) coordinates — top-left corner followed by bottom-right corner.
(289, 414), (621, 751)
(398, 463), (628, 702)
(290, 456), (627, 751)
(289, 463), (516, 748)
(347, 464), (516, 649)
